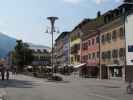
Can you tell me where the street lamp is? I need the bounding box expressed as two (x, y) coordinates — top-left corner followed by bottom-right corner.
(46, 16), (59, 76)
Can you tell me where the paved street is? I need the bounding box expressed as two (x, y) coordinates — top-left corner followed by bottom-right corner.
(0, 74), (133, 100)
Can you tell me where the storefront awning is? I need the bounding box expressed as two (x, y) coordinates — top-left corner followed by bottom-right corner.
(73, 63), (86, 68)
(46, 66), (52, 69)
(27, 66), (33, 69)
(107, 64), (123, 67)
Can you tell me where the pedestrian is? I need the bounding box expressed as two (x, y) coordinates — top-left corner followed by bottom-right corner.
(1, 66), (5, 80)
(6, 69), (9, 80)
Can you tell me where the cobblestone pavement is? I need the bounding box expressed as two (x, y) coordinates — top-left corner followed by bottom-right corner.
(0, 74), (133, 100)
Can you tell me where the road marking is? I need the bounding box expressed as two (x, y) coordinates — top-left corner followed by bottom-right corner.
(88, 93), (117, 100)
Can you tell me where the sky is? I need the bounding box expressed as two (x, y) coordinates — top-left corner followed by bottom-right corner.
(0, 0), (123, 47)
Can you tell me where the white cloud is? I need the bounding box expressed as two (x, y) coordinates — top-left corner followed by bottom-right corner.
(95, 0), (106, 4)
(62, 0), (123, 5)
(63, 0), (83, 4)
(93, 0), (123, 4)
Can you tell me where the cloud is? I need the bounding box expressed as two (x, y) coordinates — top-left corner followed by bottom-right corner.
(95, 0), (106, 4)
(62, 0), (123, 5)
(63, 0), (83, 4)
(93, 0), (123, 4)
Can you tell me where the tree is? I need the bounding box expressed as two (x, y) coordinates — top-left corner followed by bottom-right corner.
(13, 40), (34, 72)
(124, 0), (133, 2)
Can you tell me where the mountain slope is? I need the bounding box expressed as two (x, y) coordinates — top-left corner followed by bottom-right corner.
(0, 32), (16, 58)
(0, 32), (51, 58)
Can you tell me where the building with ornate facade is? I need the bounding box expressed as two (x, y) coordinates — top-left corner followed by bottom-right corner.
(70, 23), (83, 65)
(54, 2), (133, 80)
(80, 15), (104, 77)
(54, 32), (70, 67)
(29, 45), (51, 66)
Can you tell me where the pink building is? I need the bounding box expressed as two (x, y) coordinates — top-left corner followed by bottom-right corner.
(81, 31), (100, 77)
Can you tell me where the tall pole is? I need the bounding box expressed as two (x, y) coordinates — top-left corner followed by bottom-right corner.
(47, 17), (58, 75)
(98, 30), (101, 79)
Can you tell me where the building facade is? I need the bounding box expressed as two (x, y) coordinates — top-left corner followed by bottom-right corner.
(100, 17), (125, 79)
(81, 32), (100, 77)
(30, 46), (51, 66)
(99, 3), (133, 79)
(54, 35), (63, 67)
(70, 25), (82, 65)
(63, 32), (70, 65)
(80, 16), (104, 77)
(54, 32), (70, 67)
(54, 2), (133, 80)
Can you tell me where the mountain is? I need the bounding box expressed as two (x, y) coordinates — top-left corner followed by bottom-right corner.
(0, 32), (51, 58)
(0, 32), (16, 58)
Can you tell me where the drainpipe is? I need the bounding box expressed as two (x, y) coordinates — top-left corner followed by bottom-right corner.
(97, 29), (102, 79)
(123, 7), (127, 81)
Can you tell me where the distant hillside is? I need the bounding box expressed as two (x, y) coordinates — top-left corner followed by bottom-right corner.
(0, 32), (16, 58)
(0, 32), (51, 58)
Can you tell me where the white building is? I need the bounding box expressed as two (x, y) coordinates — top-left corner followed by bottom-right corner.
(29, 44), (51, 66)
(125, 11), (133, 81)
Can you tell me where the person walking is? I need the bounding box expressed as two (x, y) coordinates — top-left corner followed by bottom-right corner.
(6, 69), (9, 80)
(1, 66), (5, 80)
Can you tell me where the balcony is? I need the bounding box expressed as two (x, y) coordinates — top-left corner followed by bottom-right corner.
(71, 44), (80, 54)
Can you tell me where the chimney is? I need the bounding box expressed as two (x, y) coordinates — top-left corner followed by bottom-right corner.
(97, 11), (101, 18)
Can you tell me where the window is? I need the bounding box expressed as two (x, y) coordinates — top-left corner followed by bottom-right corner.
(82, 42), (88, 50)
(92, 38), (95, 45)
(77, 55), (80, 62)
(83, 55), (88, 61)
(71, 57), (73, 62)
(96, 36), (100, 43)
(77, 32), (80, 38)
(119, 48), (125, 58)
(102, 52), (105, 60)
(101, 35), (105, 44)
(88, 40), (91, 46)
(37, 49), (41, 53)
(77, 44), (80, 50)
(97, 52), (100, 58)
(112, 30), (117, 40)
(92, 53), (95, 59)
(75, 56), (77, 61)
(112, 49), (118, 58)
(119, 27), (124, 38)
(106, 33), (111, 42)
(82, 56), (85, 62)
(107, 51), (111, 59)
(88, 54), (91, 59)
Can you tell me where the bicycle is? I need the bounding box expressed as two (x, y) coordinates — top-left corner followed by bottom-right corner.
(126, 80), (133, 94)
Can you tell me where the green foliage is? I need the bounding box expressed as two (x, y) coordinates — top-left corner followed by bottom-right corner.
(13, 40), (34, 72)
(124, 0), (133, 2)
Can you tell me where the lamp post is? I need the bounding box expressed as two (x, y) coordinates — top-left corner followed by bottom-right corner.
(97, 29), (101, 79)
(47, 17), (58, 76)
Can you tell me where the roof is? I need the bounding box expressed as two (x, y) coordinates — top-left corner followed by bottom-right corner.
(71, 18), (93, 33)
(29, 43), (51, 52)
(55, 31), (70, 42)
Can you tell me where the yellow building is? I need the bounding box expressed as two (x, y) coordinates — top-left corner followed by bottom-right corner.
(70, 26), (81, 65)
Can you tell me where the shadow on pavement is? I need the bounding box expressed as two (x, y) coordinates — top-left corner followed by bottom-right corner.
(46, 80), (70, 84)
(0, 79), (40, 88)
